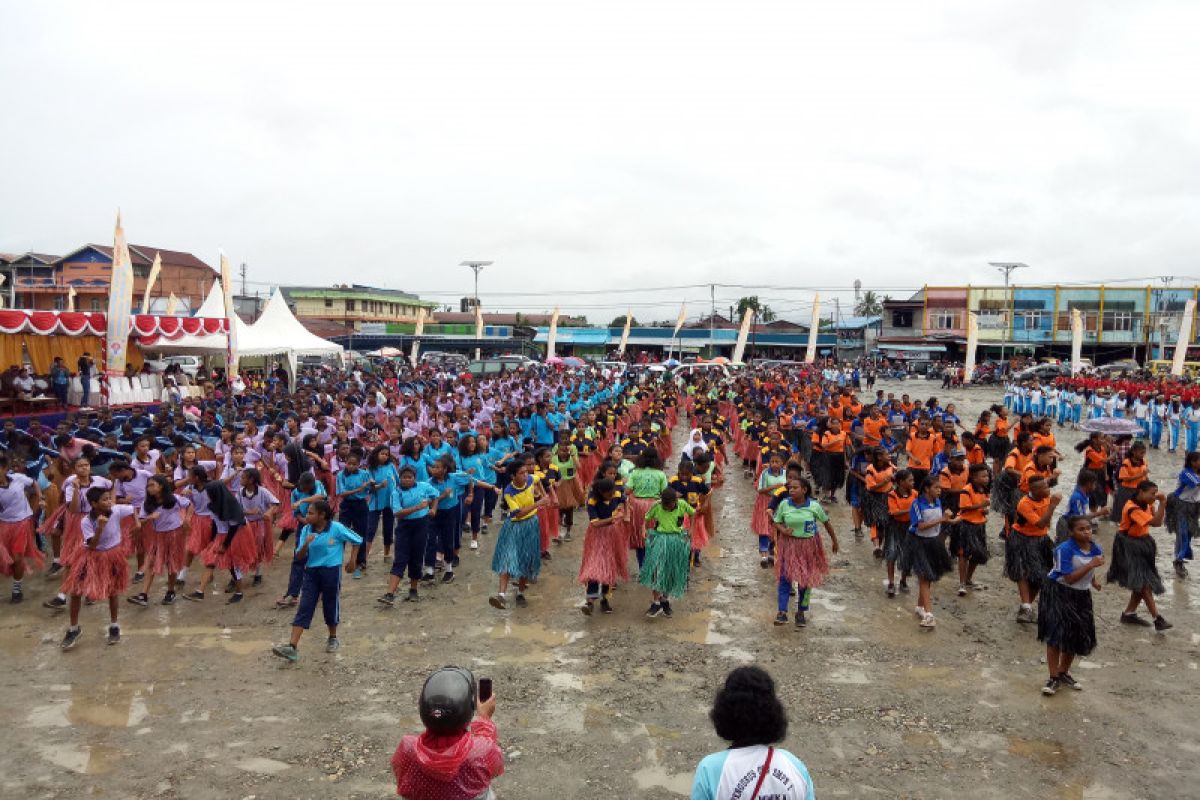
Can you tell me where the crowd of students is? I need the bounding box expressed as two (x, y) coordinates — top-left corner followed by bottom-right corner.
(0, 359), (1188, 699)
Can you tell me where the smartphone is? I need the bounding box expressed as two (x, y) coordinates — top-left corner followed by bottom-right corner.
(478, 678), (493, 702)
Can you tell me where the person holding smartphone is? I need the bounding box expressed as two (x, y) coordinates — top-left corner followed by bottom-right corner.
(392, 666), (504, 800)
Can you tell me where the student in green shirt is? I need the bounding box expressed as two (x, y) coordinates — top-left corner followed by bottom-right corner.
(640, 488), (695, 618)
(626, 449), (669, 569)
(772, 477), (839, 628)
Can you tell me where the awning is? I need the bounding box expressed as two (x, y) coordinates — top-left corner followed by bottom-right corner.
(533, 328), (611, 345)
(878, 343), (946, 353)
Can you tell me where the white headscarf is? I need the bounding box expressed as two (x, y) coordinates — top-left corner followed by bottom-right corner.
(685, 428), (708, 459)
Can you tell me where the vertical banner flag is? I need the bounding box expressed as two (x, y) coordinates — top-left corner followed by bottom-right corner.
(964, 311), (980, 383)
(1070, 309), (1084, 375)
(220, 252), (239, 376)
(67, 286), (77, 312)
(140, 252), (162, 314)
(617, 310), (632, 355)
(546, 307), (561, 359)
(166, 293), (179, 315)
(1172, 299), (1196, 377)
(804, 294), (821, 363)
(672, 304), (687, 336)
(104, 211), (135, 398)
(731, 306), (754, 363)
(410, 308), (425, 366)
(474, 303), (485, 361)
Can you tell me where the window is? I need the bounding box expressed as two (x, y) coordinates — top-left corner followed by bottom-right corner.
(345, 299), (355, 312)
(90, 298), (103, 311)
(1103, 311), (1134, 332)
(324, 298), (333, 308)
(891, 310), (913, 328)
(930, 310), (960, 330)
(133, 265), (150, 279)
(1022, 310), (1045, 330)
(53, 296), (65, 311)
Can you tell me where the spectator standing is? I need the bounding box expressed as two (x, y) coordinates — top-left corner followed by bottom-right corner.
(50, 357), (70, 407)
(77, 351), (94, 407)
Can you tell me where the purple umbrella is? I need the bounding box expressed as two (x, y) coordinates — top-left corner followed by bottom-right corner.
(1080, 417), (1144, 435)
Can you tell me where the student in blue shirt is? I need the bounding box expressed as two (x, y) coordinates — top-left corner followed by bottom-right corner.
(421, 429), (455, 469)
(531, 402), (557, 448)
(275, 471), (327, 608)
(396, 437), (429, 483)
(335, 452), (373, 578)
(1056, 470), (1110, 544)
(1038, 515), (1104, 696)
(425, 456), (495, 583)
(378, 466), (441, 605)
(270, 499), (361, 663)
(361, 446), (399, 571)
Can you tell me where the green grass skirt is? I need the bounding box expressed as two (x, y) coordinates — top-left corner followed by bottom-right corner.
(638, 531), (692, 598)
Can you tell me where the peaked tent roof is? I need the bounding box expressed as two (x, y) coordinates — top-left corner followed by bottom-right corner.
(243, 289), (342, 357)
(139, 279), (252, 355)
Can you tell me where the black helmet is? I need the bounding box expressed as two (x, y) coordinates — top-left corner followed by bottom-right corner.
(419, 666), (477, 734)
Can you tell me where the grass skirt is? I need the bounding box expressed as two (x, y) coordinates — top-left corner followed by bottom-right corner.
(626, 496), (656, 549)
(186, 514), (215, 556)
(638, 531), (691, 597)
(1106, 532), (1164, 594)
(144, 526), (187, 576)
(556, 476), (584, 509)
(0, 518), (43, 576)
(59, 511), (87, 567)
(991, 470), (1020, 515)
(957, 521), (990, 565)
(246, 518), (274, 566)
(987, 434), (1011, 461)
(1110, 486), (1136, 523)
(37, 503), (66, 536)
(750, 493), (775, 537)
(61, 546), (129, 600)
(491, 515), (542, 580)
(861, 490), (890, 528)
(1004, 533), (1054, 585)
(900, 534), (952, 581)
(1165, 495), (1200, 540)
(882, 518), (907, 563)
(537, 502), (559, 550)
(690, 511), (710, 549)
(1037, 579), (1097, 656)
(775, 534), (829, 587)
(812, 452), (845, 492)
(202, 526), (260, 572)
(578, 521), (630, 586)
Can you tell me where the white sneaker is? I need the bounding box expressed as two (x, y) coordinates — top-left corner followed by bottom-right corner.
(470, 540), (479, 551)
(914, 605), (926, 618)
(957, 584), (968, 597)
(919, 613), (937, 628)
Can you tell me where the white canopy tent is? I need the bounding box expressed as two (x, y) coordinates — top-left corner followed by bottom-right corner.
(139, 281), (253, 356)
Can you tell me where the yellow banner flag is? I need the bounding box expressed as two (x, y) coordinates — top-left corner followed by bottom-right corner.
(141, 252), (162, 314)
(166, 293), (179, 315)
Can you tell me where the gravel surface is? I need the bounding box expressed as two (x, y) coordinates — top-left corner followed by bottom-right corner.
(2, 380), (1198, 799)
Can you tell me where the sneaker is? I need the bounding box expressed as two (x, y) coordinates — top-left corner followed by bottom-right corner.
(405, 589), (420, 603)
(441, 571), (455, 584)
(271, 643), (299, 662)
(759, 555), (769, 569)
(1174, 561), (1188, 579)
(434, 560), (445, 572)
(581, 600), (595, 616)
(957, 584), (968, 597)
(540, 551), (551, 561)
(352, 569), (363, 580)
(106, 624), (121, 645)
(1016, 606), (1035, 624)
(162, 591), (176, 605)
(226, 592), (244, 604)
(11, 586), (23, 604)
(325, 637), (340, 653)
(133, 571), (145, 584)
(470, 540), (479, 551)
(252, 574), (263, 586)
(515, 593), (528, 608)
(774, 612), (788, 626)
(645, 602), (663, 618)
(46, 562), (64, 577)
(183, 590), (205, 602)
(898, 579), (909, 593)
(967, 581), (986, 591)
(661, 601), (673, 618)
(886, 582), (896, 598)
(488, 594), (507, 609)
(919, 613), (936, 629)
(562, 532), (573, 542)
(767, 555), (775, 566)
(872, 546), (884, 560)
(1041, 677), (1059, 696)
(795, 610), (807, 628)
(451, 556), (461, 568)
(127, 593), (149, 607)
(600, 598), (613, 614)
(43, 595), (67, 610)
(1120, 612), (1152, 627)
(1154, 615), (1173, 631)
(554, 536), (565, 545)
(1057, 672), (1082, 691)
(914, 605), (927, 619)
(377, 592), (396, 607)
(223, 580), (235, 594)
(421, 571), (436, 584)
(61, 626), (82, 651)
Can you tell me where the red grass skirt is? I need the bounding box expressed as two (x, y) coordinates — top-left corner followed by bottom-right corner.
(186, 514), (215, 556)
(61, 546), (129, 600)
(578, 453), (600, 488)
(59, 511), (87, 567)
(751, 493), (776, 536)
(666, 407), (677, 429)
(0, 518), (43, 575)
(690, 512), (710, 549)
(537, 502), (560, 550)
(121, 516), (143, 557)
(144, 526), (187, 575)
(578, 521), (630, 586)
(246, 518), (274, 566)
(656, 437), (672, 463)
(202, 526), (260, 572)
(38, 504), (66, 536)
(739, 438), (760, 463)
(626, 496), (656, 549)
(775, 534), (830, 588)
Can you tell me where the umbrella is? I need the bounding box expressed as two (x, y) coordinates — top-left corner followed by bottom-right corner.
(1080, 417), (1144, 435)
(545, 356), (565, 366)
(562, 356), (586, 368)
(663, 358), (681, 368)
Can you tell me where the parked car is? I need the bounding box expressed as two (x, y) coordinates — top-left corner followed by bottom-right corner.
(1014, 363), (1070, 381)
(143, 355), (203, 376)
(669, 363), (730, 382)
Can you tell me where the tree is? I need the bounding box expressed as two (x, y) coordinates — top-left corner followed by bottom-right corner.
(736, 295), (776, 323)
(855, 290), (885, 317)
(609, 314), (638, 327)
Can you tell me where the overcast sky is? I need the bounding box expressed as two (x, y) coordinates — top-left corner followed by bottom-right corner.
(2, 0), (1198, 324)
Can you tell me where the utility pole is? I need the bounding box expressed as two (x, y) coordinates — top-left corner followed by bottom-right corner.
(989, 262), (1030, 369)
(239, 262), (247, 296)
(834, 297), (841, 363)
(709, 283), (715, 359)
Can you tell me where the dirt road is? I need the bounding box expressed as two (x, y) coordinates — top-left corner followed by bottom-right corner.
(2, 381), (1198, 799)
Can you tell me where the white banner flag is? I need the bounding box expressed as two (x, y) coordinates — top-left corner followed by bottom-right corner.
(546, 307), (562, 359)
(617, 310), (632, 356)
(411, 308), (426, 367)
(804, 294), (821, 363)
(1070, 309), (1084, 375)
(140, 252), (162, 314)
(1172, 299), (1196, 377)
(731, 306), (754, 363)
(220, 253), (239, 376)
(963, 311), (980, 383)
(672, 303), (688, 337)
(474, 303), (485, 361)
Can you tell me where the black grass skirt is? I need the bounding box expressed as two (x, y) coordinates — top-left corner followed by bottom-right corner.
(1004, 533), (1054, 587)
(1106, 532), (1164, 594)
(813, 451), (845, 492)
(987, 434), (1011, 461)
(991, 470), (1020, 515)
(900, 534), (952, 581)
(861, 490), (890, 528)
(882, 517), (907, 563)
(1165, 495), (1200, 540)
(1110, 486), (1136, 523)
(957, 521), (990, 565)
(1037, 579), (1097, 656)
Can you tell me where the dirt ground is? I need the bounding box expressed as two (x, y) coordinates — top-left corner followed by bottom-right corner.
(2, 380), (1199, 799)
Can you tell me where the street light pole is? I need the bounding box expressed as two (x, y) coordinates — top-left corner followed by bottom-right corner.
(460, 260), (493, 359)
(989, 262), (1030, 370)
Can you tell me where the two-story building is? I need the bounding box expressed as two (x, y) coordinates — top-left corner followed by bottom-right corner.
(280, 285), (441, 333)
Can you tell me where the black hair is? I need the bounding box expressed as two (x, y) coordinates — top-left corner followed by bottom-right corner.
(308, 498), (333, 520)
(241, 467), (262, 489)
(592, 477), (616, 497)
(368, 444), (392, 466)
(636, 448), (663, 471)
(1075, 469), (1097, 487)
(191, 464), (211, 482)
(709, 666), (787, 747)
(144, 474), (177, 511)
